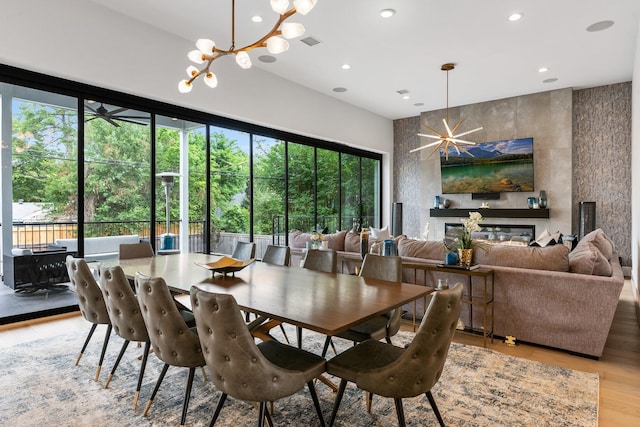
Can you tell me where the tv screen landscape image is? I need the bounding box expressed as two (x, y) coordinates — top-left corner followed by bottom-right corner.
(440, 137), (534, 194)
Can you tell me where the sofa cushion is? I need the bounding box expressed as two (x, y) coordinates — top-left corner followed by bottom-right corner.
(397, 237), (447, 261)
(474, 244), (570, 271)
(322, 230), (347, 251)
(289, 229), (346, 251)
(569, 242), (613, 276)
(576, 228), (614, 260)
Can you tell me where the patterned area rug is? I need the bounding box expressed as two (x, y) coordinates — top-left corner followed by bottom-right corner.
(0, 325), (598, 426)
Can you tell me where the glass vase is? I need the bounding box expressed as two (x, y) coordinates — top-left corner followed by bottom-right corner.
(458, 248), (473, 267)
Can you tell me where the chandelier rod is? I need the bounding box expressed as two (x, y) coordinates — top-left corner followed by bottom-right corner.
(231, 0), (235, 50)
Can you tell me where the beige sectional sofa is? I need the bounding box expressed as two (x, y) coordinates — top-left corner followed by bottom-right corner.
(289, 228), (624, 358)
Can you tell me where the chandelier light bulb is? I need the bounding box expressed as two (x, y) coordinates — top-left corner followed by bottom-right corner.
(293, 0), (317, 15)
(281, 22), (305, 39)
(195, 38), (216, 55)
(187, 50), (206, 64)
(270, 0), (290, 14)
(266, 36), (289, 54)
(178, 80), (192, 93)
(235, 51), (252, 69)
(203, 72), (218, 88)
(186, 65), (199, 77)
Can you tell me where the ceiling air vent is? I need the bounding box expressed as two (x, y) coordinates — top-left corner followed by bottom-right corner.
(301, 36), (321, 47)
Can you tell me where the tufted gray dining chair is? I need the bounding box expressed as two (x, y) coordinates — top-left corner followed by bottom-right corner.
(326, 283), (463, 427)
(322, 253), (403, 357)
(232, 241), (256, 260)
(261, 244), (290, 266)
(119, 241), (154, 259)
(253, 245), (292, 343)
(66, 256), (113, 382)
(135, 273), (206, 427)
(302, 249), (337, 273)
(190, 287), (327, 427)
(100, 265), (151, 411)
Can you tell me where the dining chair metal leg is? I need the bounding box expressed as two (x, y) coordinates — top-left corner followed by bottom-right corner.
(105, 339), (131, 388)
(76, 323), (97, 365)
(264, 405), (274, 427)
(143, 363), (170, 417)
(180, 367), (197, 427)
(426, 390), (446, 427)
(133, 341), (151, 411)
(208, 392), (228, 427)
(307, 381), (326, 427)
(95, 324), (113, 381)
(394, 397), (406, 427)
(258, 401), (267, 427)
(328, 379), (348, 427)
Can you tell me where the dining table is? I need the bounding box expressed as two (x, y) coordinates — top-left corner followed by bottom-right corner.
(115, 252), (434, 337)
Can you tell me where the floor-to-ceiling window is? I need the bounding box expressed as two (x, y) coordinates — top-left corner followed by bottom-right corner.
(82, 101), (151, 254)
(0, 65), (382, 321)
(253, 135), (286, 257)
(11, 88), (79, 250)
(210, 126), (251, 254)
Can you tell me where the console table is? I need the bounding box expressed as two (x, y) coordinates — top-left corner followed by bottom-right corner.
(403, 262), (494, 347)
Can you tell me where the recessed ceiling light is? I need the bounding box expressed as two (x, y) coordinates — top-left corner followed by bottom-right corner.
(396, 89), (409, 95)
(508, 12), (523, 21)
(543, 78), (558, 84)
(402, 95), (410, 100)
(341, 64), (351, 70)
(251, 15), (263, 23)
(380, 9), (395, 18)
(258, 55), (276, 63)
(333, 87), (347, 93)
(414, 103), (424, 107)
(538, 67), (549, 73)
(586, 20), (614, 32)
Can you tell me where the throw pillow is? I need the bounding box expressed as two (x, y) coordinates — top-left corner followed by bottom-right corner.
(529, 229), (561, 247)
(569, 242), (613, 277)
(370, 225), (392, 240)
(576, 228), (614, 260)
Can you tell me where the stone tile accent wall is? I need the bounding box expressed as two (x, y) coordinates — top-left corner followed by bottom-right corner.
(394, 88), (573, 246)
(573, 83), (632, 265)
(393, 84), (632, 266)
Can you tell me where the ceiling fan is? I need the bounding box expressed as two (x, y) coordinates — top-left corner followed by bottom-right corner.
(84, 102), (149, 127)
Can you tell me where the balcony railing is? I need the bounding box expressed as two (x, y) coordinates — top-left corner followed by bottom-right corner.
(11, 220), (206, 252)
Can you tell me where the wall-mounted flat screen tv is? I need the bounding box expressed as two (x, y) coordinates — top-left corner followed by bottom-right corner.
(440, 137), (534, 194)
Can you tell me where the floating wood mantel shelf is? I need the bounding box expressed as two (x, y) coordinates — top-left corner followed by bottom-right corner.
(430, 208), (550, 219)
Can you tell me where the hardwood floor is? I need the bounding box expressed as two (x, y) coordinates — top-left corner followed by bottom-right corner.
(2, 280), (639, 426)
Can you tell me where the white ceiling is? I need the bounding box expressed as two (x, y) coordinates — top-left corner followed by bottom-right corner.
(88, 0), (639, 120)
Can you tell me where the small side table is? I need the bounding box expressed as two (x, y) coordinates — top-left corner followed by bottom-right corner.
(402, 262), (494, 347)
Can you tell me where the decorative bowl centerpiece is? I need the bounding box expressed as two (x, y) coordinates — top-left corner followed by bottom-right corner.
(195, 256), (255, 277)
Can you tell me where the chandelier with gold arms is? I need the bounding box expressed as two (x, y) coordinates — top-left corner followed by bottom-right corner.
(179, 0), (317, 93)
(410, 63), (483, 160)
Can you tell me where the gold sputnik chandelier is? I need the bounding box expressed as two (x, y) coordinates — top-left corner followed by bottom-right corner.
(179, 0), (317, 93)
(410, 63), (483, 160)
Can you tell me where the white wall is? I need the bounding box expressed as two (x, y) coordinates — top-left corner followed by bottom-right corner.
(0, 0), (393, 221)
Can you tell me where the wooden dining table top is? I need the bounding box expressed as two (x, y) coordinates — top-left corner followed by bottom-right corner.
(116, 252), (433, 336)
